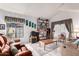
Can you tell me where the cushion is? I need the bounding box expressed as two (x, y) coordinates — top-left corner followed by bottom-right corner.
(2, 44), (10, 53)
(0, 36), (5, 49)
(15, 51), (32, 56)
(10, 45), (18, 55)
(1, 36), (7, 44)
(14, 39), (20, 42)
(21, 47), (27, 51)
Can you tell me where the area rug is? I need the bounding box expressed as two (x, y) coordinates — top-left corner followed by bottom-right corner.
(26, 42), (63, 56)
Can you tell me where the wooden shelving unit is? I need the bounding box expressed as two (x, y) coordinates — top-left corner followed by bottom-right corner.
(37, 18), (50, 40)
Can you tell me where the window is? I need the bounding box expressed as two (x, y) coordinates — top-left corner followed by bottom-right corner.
(54, 24), (69, 38)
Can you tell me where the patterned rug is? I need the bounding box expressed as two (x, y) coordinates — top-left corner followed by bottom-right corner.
(26, 42), (63, 56)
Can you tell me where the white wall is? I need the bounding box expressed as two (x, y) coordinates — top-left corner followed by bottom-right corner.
(0, 3), (61, 19)
(0, 9), (37, 44)
(24, 16), (37, 43)
(50, 10), (79, 29)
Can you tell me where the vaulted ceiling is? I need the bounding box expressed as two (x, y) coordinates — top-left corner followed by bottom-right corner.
(0, 3), (79, 19)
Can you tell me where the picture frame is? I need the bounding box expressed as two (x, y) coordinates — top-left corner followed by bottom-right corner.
(34, 24), (36, 29)
(0, 24), (5, 30)
(32, 22), (34, 28)
(26, 20), (28, 26)
(29, 21), (31, 27)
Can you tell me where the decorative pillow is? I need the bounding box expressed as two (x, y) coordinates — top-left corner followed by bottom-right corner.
(10, 45), (18, 55)
(2, 44), (10, 53)
(0, 36), (5, 49)
(21, 47), (27, 51)
(1, 36), (7, 44)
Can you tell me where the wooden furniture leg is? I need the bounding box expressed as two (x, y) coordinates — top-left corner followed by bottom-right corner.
(44, 44), (45, 50)
(56, 41), (57, 45)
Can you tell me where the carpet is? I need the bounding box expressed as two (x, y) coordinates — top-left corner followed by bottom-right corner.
(26, 42), (63, 56)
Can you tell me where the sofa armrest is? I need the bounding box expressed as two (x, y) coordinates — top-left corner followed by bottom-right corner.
(0, 53), (10, 56)
(15, 50), (32, 56)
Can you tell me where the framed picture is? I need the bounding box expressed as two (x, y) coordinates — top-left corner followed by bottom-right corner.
(0, 24), (5, 30)
(32, 22), (34, 28)
(34, 24), (36, 29)
(29, 21), (31, 27)
(26, 20), (28, 26)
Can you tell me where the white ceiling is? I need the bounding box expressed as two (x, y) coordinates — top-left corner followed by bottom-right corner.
(0, 3), (79, 19)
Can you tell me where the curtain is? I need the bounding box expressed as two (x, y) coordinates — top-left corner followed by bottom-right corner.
(65, 20), (72, 39)
(51, 19), (73, 39)
(50, 23), (55, 39)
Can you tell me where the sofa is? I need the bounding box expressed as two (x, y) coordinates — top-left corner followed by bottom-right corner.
(10, 39), (32, 56)
(0, 35), (32, 56)
(0, 35), (10, 56)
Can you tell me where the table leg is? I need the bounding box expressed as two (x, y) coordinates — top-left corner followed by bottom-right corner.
(56, 41), (57, 45)
(44, 45), (45, 50)
(39, 42), (41, 47)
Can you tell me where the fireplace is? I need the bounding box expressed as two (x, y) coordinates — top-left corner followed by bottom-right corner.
(29, 31), (39, 43)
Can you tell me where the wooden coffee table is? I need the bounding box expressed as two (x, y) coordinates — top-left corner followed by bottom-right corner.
(39, 39), (57, 50)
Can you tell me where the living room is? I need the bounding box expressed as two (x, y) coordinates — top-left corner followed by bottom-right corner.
(0, 3), (79, 56)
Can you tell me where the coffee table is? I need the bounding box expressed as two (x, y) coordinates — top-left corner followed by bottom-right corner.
(44, 46), (62, 56)
(39, 39), (57, 50)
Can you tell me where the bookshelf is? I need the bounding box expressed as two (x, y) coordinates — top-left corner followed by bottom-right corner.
(37, 18), (50, 40)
